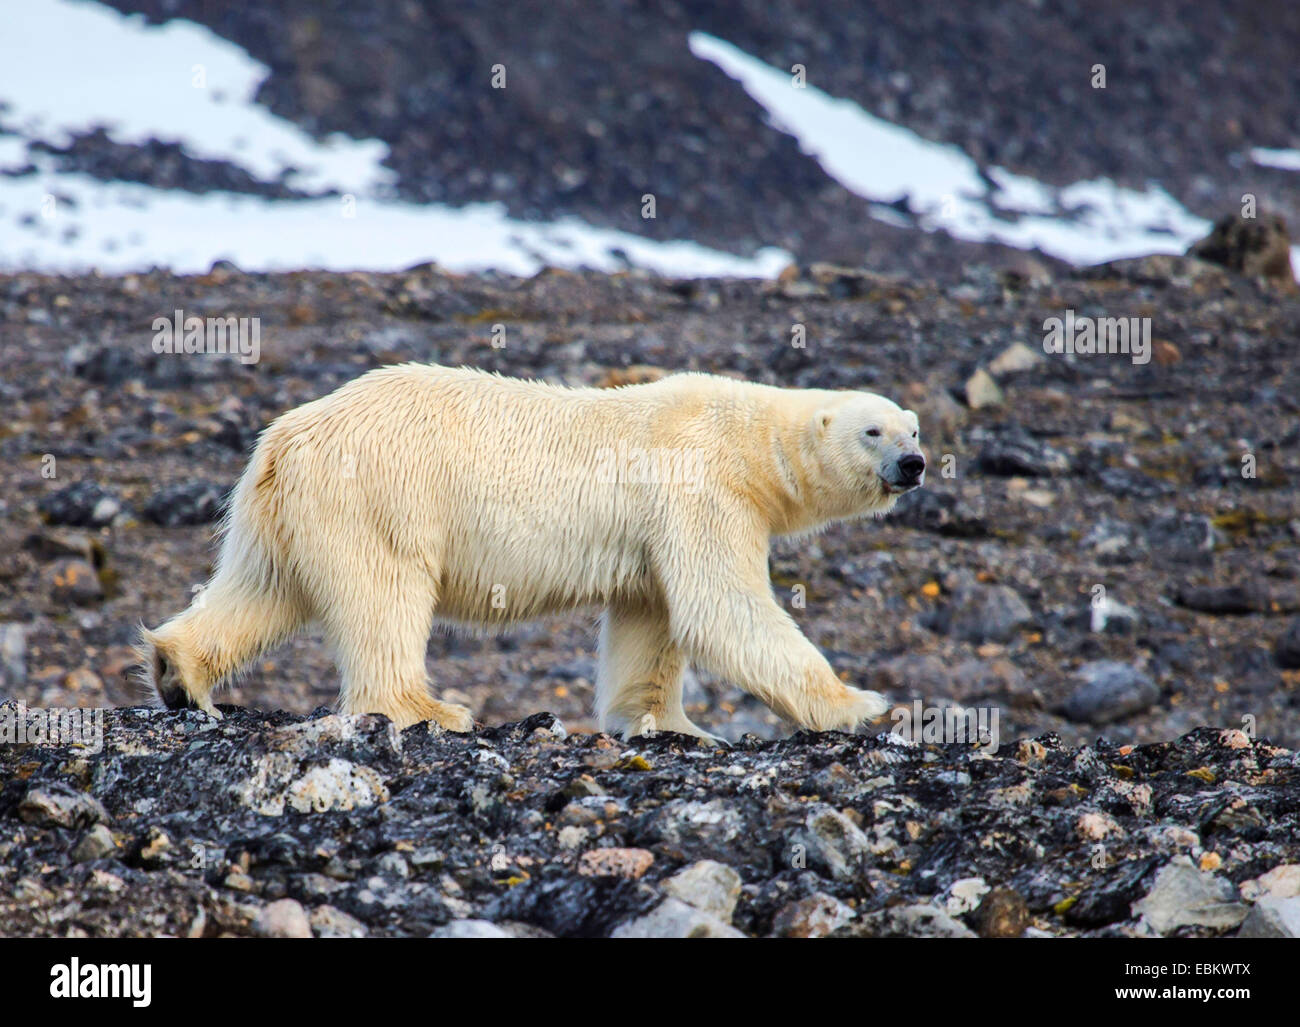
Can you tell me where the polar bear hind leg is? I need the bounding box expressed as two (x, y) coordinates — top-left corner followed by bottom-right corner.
(138, 574), (307, 718)
(314, 559), (473, 732)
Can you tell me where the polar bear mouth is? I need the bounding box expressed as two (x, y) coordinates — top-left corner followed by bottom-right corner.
(879, 473), (921, 495)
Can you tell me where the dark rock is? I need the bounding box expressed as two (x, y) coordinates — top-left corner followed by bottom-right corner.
(891, 489), (988, 537)
(1061, 661), (1159, 725)
(1146, 514), (1218, 565)
(976, 431), (1070, 477)
(49, 558), (104, 606)
(970, 886), (1029, 937)
(143, 481), (230, 526)
(1094, 467), (1174, 499)
(1188, 212), (1296, 285)
(37, 482), (125, 528)
(1063, 856), (1160, 928)
(948, 584), (1034, 644)
(1276, 619), (1300, 670)
(1174, 584), (1267, 615)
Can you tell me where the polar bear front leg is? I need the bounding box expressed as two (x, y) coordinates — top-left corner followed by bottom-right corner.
(659, 516), (888, 734)
(596, 601), (718, 742)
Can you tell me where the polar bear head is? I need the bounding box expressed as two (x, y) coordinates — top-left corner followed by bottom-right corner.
(810, 392), (925, 520)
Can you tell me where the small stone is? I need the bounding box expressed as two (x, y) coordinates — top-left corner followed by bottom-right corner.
(1132, 857), (1249, 935)
(1236, 897), (1300, 938)
(854, 904), (977, 938)
(557, 825), (588, 850)
(988, 342), (1042, 376)
(964, 368), (1004, 409)
(1175, 583), (1266, 615)
(37, 482), (124, 527)
(949, 584), (1033, 644)
(661, 860), (742, 922)
(1062, 661), (1159, 725)
(142, 481), (230, 527)
(945, 877), (990, 915)
(1188, 211), (1295, 284)
(577, 847), (655, 880)
(72, 823), (118, 862)
(1240, 864), (1300, 902)
(563, 775), (607, 799)
(771, 893), (856, 938)
(253, 898), (313, 938)
(137, 827), (172, 865)
(971, 887), (1029, 938)
(18, 784), (109, 828)
(429, 919), (514, 938)
(976, 432), (1070, 477)
(890, 489), (988, 537)
(0, 623), (27, 685)
(223, 867), (257, 893)
(1077, 811), (1124, 841)
(50, 558), (103, 606)
(1274, 618), (1300, 669)
(377, 852), (410, 879)
(1089, 595), (1141, 634)
(610, 898), (745, 938)
(310, 904), (369, 938)
(801, 807), (871, 882)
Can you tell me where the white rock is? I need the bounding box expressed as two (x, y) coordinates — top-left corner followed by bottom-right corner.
(233, 754), (389, 815)
(1132, 856), (1249, 935)
(611, 899), (746, 938)
(662, 860), (742, 922)
(429, 919), (514, 938)
(310, 904), (368, 938)
(965, 367), (1004, 409)
(254, 898), (313, 938)
(771, 893), (856, 938)
(1237, 897), (1300, 938)
(988, 342), (1043, 376)
(1240, 864), (1300, 902)
(945, 877), (991, 915)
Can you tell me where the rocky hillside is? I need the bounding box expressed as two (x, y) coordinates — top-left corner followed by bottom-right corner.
(39, 0), (1300, 274)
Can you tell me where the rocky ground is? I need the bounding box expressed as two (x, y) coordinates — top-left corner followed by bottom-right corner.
(1, 236), (1299, 936)
(2, 243), (1298, 749)
(1, 707), (1297, 938)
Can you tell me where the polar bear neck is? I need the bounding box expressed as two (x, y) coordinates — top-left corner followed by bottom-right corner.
(695, 382), (873, 537)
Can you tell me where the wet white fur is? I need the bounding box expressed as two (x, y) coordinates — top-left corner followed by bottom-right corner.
(139, 364), (923, 737)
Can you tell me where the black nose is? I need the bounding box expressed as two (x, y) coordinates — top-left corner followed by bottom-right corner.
(898, 454), (926, 480)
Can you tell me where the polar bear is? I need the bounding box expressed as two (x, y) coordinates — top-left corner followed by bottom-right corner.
(139, 365), (925, 739)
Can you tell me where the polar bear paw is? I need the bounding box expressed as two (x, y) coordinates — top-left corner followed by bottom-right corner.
(795, 683), (890, 734)
(426, 700), (475, 733)
(384, 696), (475, 732)
(840, 686), (890, 728)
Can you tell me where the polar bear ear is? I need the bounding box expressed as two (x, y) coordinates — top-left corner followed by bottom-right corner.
(814, 409), (834, 435)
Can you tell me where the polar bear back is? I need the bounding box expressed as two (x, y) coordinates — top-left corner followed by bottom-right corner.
(243, 364), (777, 623)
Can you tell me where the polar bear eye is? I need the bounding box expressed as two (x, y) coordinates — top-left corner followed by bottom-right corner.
(911, 430), (918, 438)
(862, 427), (881, 440)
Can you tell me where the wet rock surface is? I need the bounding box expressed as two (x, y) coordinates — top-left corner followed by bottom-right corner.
(2, 706), (1296, 938)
